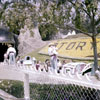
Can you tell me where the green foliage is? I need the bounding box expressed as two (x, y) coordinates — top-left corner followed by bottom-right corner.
(0, 80), (24, 98)
(73, 0), (98, 33)
(39, 23), (58, 40)
(75, 9), (81, 29)
(30, 83), (100, 100)
(0, 0), (71, 39)
(74, 9), (88, 33)
(57, 0), (66, 6)
(1, 1), (36, 35)
(1, 3), (25, 34)
(85, 0), (97, 14)
(0, 97), (4, 100)
(9, 81), (24, 98)
(97, 26), (100, 33)
(38, 1), (71, 40)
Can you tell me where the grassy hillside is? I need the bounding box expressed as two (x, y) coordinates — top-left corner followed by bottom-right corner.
(23, 35), (100, 65)
(24, 47), (100, 66)
(28, 48), (49, 62)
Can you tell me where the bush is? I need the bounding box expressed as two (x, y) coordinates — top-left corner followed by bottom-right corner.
(30, 83), (100, 100)
(0, 80), (24, 98)
(39, 23), (58, 40)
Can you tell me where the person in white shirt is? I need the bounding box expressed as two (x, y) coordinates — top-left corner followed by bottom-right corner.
(32, 57), (36, 66)
(7, 44), (16, 65)
(48, 43), (58, 72)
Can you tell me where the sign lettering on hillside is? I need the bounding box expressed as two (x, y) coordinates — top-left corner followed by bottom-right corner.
(39, 38), (100, 58)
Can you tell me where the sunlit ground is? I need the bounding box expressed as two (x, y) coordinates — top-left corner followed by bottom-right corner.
(26, 48), (100, 66)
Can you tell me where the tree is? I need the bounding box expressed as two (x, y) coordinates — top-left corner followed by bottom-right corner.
(39, 23), (57, 40)
(0, 0), (72, 39)
(1, 1), (37, 35)
(38, 0), (72, 40)
(67, 0), (100, 75)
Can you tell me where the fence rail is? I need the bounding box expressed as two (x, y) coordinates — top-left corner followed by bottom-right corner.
(0, 62), (100, 100)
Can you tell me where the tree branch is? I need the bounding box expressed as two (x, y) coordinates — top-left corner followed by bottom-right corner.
(81, 6), (91, 18)
(67, 0), (91, 18)
(65, 24), (92, 37)
(95, 17), (100, 26)
(67, 0), (75, 6)
(56, 24), (92, 37)
(95, 32), (100, 36)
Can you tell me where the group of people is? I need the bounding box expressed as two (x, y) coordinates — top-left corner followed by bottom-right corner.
(3, 42), (66, 73)
(16, 42), (63, 73)
(16, 55), (65, 73)
(4, 44), (16, 65)
(3, 43), (95, 76)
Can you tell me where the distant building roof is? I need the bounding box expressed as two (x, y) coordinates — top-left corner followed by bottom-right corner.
(0, 28), (15, 43)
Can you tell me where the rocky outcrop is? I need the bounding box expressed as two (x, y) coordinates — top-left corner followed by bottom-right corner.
(18, 25), (46, 56)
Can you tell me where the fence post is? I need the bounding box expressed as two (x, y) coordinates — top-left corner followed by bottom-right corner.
(24, 73), (30, 100)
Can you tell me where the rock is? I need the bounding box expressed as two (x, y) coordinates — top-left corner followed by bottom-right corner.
(18, 25), (46, 56)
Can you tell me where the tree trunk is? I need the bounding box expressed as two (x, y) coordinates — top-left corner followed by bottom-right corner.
(91, 36), (98, 75)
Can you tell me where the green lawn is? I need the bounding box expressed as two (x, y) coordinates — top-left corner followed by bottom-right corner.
(25, 48), (50, 62)
(24, 48), (100, 66)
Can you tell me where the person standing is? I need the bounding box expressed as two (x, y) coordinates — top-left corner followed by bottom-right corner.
(16, 56), (21, 66)
(7, 44), (16, 65)
(48, 43), (58, 73)
(3, 52), (8, 64)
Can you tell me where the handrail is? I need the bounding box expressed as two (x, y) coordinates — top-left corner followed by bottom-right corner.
(0, 63), (100, 90)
